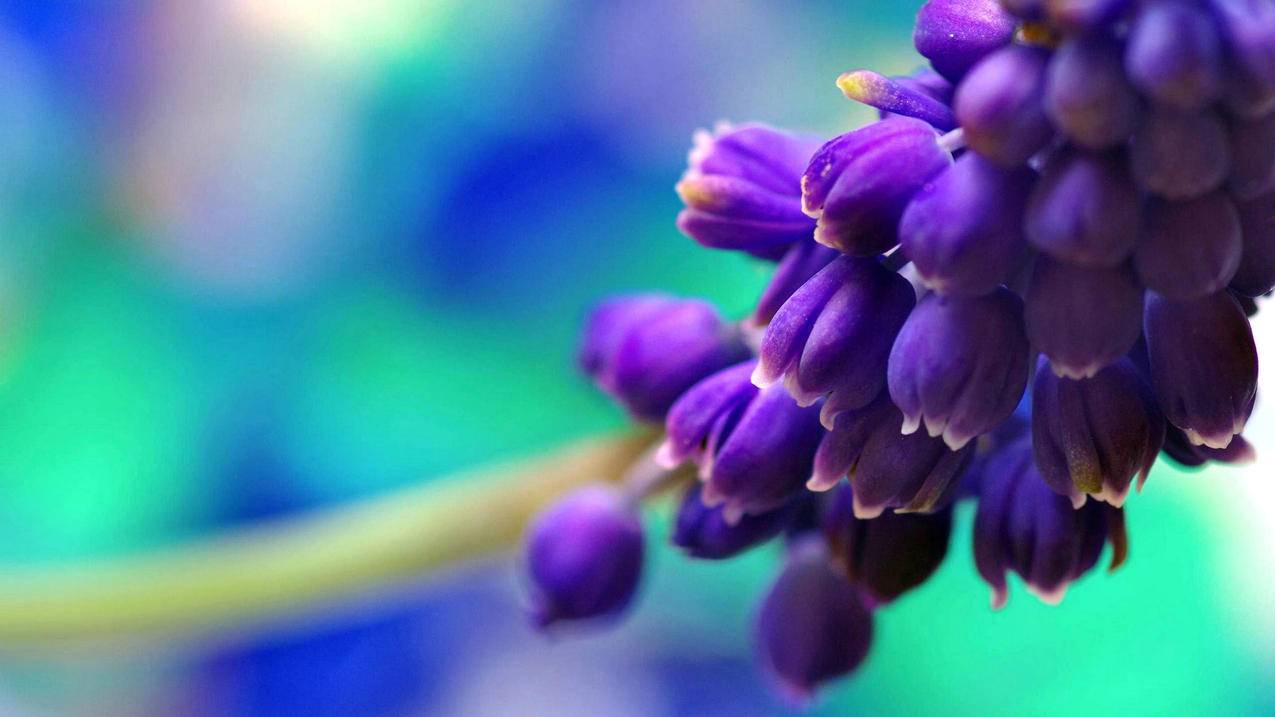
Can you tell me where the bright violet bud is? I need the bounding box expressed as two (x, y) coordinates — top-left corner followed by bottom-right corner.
(754, 256), (916, 426)
(973, 438), (1128, 608)
(914, 0), (1017, 83)
(1045, 0), (1132, 33)
(1026, 149), (1141, 267)
(1144, 291), (1258, 450)
(801, 118), (952, 255)
(1045, 36), (1140, 150)
(1162, 426), (1256, 469)
(1231, 191), (1275, 297)
(954, 45), (1054, 167)
(755, 538), (874, 702)
(1132, 108), (1231, 200)
(1134, 193), (1242, 301)
(676, 123), (822, 259)
(891, 67), (956, 106)
(1227, 112), (1275, 201)
(887, 289), (1031, 450)
(900, 153), (1034, 295)
(1031, 357), (1165, 509)
(1208, 0), (1275, 117)
(837, 70), (957, 131)
(524, 486), (644, 628)
(749, 241), (840, 328)
(579, 295), (750, 422)
(672, 482), (794, 560)
(1125, 1), (1224, 111)
(1026, 257), (1144, 380)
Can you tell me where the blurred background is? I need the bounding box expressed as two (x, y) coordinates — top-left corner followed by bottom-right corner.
(0, 1), (1270, 715)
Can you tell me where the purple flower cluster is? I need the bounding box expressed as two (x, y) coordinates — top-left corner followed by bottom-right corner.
(521, 0), (1273, 700)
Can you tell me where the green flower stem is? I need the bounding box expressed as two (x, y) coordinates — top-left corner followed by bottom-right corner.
(0, 430), (656, 646)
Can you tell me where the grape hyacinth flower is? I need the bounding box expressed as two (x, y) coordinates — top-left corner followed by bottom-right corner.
(672, 482), (796, 560)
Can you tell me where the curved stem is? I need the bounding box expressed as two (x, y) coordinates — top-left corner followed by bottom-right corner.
(0, 430), (657, 646)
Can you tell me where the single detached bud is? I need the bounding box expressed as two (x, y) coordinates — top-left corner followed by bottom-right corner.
(900, 153), (1034, 296)
(837, 69), (957, 130)
(888, 289), (1030, 450)
(1231, 191), (1275, 297)
(1228, 112), (1275, 201)
(1125, 1), (1224, 111)
(1162, 426), (1256, 469)
(1131, 108), (1231, 201)
(954, 45), (1054, 167)
(749, 241), (841, 328)
(579, 295), (750, 422)
(801, 118), (953, 255)
(755, 256), (916, 425)
(676, 123), (822, 259)
(1026, 257), (1144, 379)
(1134, 193), (1242, 301)
(974, 438), (1129, 608)
(524, 486), (644, 628)
(1045, 36), (1140, 150)
(1208, 0), (1275, 118)
(1144, 291), (1258, 450)
(913, 0), (1017, 83)
(1045, 0), (1132, 33)
(672, 482), (795, 560)
(1026, 149), (1141, 267)
(755, 537), (874, 702)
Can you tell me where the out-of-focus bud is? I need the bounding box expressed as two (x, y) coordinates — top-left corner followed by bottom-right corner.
(1125, 1), (1224, 111)
(1045, 0), (1132, 34)
(1134, 193), (1242, 301)
(1231, 191), (1275, 297)
(1131, 108), (1231, 200)
(954, 45), (1054, 167)
(1026, 257), (1144, 379)
(913, 0), (1017, 83)
(1162, 426), (1256, 469)
(672, 482), (794, 560)
(1046, 36), (1140, 150)
(1207, 0), (1275, 118)
(1026, 149), (1141, 267)
(1227, 112), (1275, 201)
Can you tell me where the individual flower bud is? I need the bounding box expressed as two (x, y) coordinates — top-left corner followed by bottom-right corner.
(749, 241), (840, 328)
(837, 70), (956, 130)
(1045, 36), (1140, 150)
(1208, 0), (1275, 117)
(1131, 108), (1231, 200)
(660, 361), (825, 522)
(1231, 191), (1275, 297)
(914, 0), (1017, 83)
(579, 295), (750, 422)
(900, 153), (1034, 295)
(1162, 426), (1256, 469)
(1032, 357), (1165, 509)
(822, 484), (953, 607)
(1045, 0), (1132, 33)
(892, 67), (956, 106)
(755, 538), (874, 702)
(1026, 257), (1144, 379)
(755, 257), (916, 424)
(1227, 112), (1275, 201)
(1125, 1), (1224, 111)
(676, 123), (822, 259)
(523, 486), (644, 628)
(887, 289), (1030, 450)
(1025, 149), (1141, 267)
(1134, 193), (1242, 300)
(672, 482), (795, 560)
(1144, 291), (1258, 450)
(801, 118), (952, 255)
(953, 45), (1054, 167)
(973, 438), (1128, 608)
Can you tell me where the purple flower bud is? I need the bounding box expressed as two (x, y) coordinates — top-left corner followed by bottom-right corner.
(1144, 290), (1258, 450)
(973, 438), (1128, 608)
(1000, 0), (1045, 20)
(836, 70), (957, 131)
(676, 123), (822, 259)
(888, 289), (1031, 450)
(822, 484), (953, 607)
(1231, 191), (1275, 297)
(1031, 357), (1165, 509)
(1132, 108), (1232, 200)
(524, 486), (644, 628)
(1208, 0), (1275, 117)
(672, 482), (794, 560)
(900, 153), (1034, 295)
(892, 68), (956, 107)
(579, 295), (750, 422)
(749, 240), (840, 328)
(1045, 36), (1140, 150)
(1026, 257), (1144, 379)
(914, 0), (1017, 83)
(1228, 112), (1275, 201)
(755, 538), (874, 702)
(1134, 193), (1242, 301)
(1125, 1), (1225, 111)
(1162, 426), (1256, 468)
(1045, 0), (1133, 33)
(1026, 149), (1141, 267)
(801, 118), (952, 255)
(755, 256), (916, 426)
(954, 45), (1054, 167)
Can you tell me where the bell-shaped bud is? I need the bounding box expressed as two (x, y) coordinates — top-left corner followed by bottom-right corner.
(1231, 191), (1275, 297)
(888, 289), (1030, 450)
(954, 45), (1054, 167)
(913, 0), (1017, 83)
(1132, 108), (1231, 200)
(1026, 149), (1141, 267)
(1045, 0), (1132, 33)
(755, 538), (874, 702)
(900, 153), (1034, 296)
(1125, 1), (1224, 111)
(1208, 0), (1275, 118)
(837, 70), (956, 131)
(1144, 290), (1258, 450)
(755, 256), (916, 425)
(1026, 257), (1144, 379)
(676, 123), (822, 259)
(579, 295), (750, 422)
(523, 486), (645, 628)
(749, 241), (840, 328)
(801, 118), (953, 256)
(974, 438), (1128, 608)
(1046, 36), (1140, 150)
(672, 482), (795, 560)
(1162, 426), (1256, 469)
(1134, 193), (1242, 301)
(1228, 112), (1275, 201)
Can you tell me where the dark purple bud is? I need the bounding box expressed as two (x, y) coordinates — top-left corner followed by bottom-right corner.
(579, 295), (750, 422)
(755, 538), (873, 702)
(900, 153), (1034, 295)
(888, 289), (1030, 450)
(1162, 426), (1257, 468)
(672, 482), (794, 560)
(1045, 0), (1132, 33)
(1231, 191), (1275, 297)
(1144, 290), (1258, 450)
(749, 241), (840, 328)
(676, 124), (822, 259)
(755, 256), (916, 426)
(1125, 1), (1225, 111)
(801, 118), (952, 255)
(1000, 0), (1045, 18)
(954, 45), (1054, 167)
(914, 0), (1017, 83)
(837, 70), (957, 131)
(973, 438), (1128, 608)
(822, 484), (953, 607)
(1131, 108), (1231, 200)
(1031, 357), (1165, 509)
(1227, 112), (1275, 201)
(524, 486), (644, 628)
(1208, 0), (1275, 117)
(1134, 193), (1242, 300)
(1045, 36), (1140, 150)
(1026, 149), (1141, 267)
(1025, 257), (1144, 379)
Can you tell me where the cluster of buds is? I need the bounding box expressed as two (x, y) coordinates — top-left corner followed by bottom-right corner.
(521, 0), (1273, 700)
